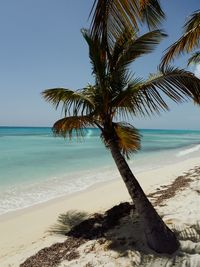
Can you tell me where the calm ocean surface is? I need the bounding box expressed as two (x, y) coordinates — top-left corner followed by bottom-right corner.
(1, 126), (200, 215)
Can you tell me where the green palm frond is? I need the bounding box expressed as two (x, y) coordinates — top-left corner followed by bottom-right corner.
(139, 0), (165, 30)
(161, 10), (200, 67)
(82, 29), (107, 86)
(110, 70), (134, 102)
(42, 88), (95, 116)
(112, 30), (166, 71)
(114, 122), (141, 157)
(110, 28), (137, 70)
(90, 0), (139, 42)
(52, 116), (95, 138)
(90, 0), (165, 45)
(184, 9), (200, 32)
(188, 51), (200, 65)
(109, 29), (166, 99)
(112, 67), (200, 117)
(111, 77), (144, 118)
(137, 66), (200, 113)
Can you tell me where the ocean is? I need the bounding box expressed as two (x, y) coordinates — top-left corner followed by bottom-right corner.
(1, 126), (200, 215)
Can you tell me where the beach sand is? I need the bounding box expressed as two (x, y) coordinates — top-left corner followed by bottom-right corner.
(0, 156), (200, 266)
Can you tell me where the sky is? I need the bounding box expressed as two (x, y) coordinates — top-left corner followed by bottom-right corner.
(0, 0), (200, 130)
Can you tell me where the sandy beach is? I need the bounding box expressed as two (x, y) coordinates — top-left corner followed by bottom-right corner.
(0, 155), (200, 266)
(1, 0), (200, 266)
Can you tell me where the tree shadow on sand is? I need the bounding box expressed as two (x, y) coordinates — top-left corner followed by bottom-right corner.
(21, 203), (200, 267)
(49, 203), (147, 254)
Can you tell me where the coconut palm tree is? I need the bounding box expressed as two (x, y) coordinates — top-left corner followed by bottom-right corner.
(161, 9), (200, 67)
(42, 28), (200, 253)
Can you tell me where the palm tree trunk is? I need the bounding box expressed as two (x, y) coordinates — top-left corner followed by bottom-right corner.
(108, 139), (179, 254)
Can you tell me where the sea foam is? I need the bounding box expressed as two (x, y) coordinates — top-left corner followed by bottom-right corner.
(176, 144), (200, 157)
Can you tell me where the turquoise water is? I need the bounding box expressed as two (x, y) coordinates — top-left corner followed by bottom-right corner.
(1, 127), (200, 215)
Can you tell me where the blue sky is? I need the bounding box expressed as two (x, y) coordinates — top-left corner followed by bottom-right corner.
(0, 0), (200, 129)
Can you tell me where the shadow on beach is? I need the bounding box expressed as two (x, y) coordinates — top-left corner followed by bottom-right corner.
(20, 167), (200, 267)
(20, 202), (200, 267)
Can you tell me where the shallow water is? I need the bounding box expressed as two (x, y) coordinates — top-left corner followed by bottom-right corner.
(0, 127), (200, 215)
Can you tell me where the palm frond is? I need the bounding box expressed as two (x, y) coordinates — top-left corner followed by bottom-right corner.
(110, 28), (137, 70)
(113, 30), (166, 71)
(90, 0), (165, 44)
(184, 9), (200, 32)
(90, 0), (139, 41)
(139, 0), (165, 30)
(82, 29), (107, 87)
(42, 88), (95, 116)
(112, 67), (200, 117)
(108, 30), (166, 101)
(110, 70), (134, 102)
(188, 51), (200, 65)
(111, 76), (145, 118)
(114, 122), (141, 157)
(52, 116), (95, 139)
(161, 10), (200, 67)
(136, 66), (200, 114)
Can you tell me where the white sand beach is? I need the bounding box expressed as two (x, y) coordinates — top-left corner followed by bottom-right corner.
(0, 156), (200, 267)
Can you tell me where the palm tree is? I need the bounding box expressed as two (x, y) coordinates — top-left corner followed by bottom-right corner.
(42, 28), (200, 253)
(161, 9), (200, 67)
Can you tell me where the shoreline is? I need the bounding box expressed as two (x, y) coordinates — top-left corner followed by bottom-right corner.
(1, 127), (200, 218)
(1, 155), (200, 266)
(1, 128), (200, 218)
(1, 149), (200, 221)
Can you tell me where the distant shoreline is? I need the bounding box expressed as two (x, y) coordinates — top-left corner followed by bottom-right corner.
(1, 125), (200, 131)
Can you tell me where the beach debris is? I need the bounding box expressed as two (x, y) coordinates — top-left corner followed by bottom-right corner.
(147, 172), (193, 206)
(20, 237), (85, 267)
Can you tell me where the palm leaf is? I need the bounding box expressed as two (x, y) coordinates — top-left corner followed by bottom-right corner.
(112, 29), (166, 71)
(184, 9), (200, 32)
(42, 88), (95, 116)
(111, 76), (145, 118)
(82, 29), (107, 87)
(112, 67), (200, 117)
(114, 122), (141, 157)
(139, 0), (165, 30)
(188, 51), (200, 65)
(161, 10), (200, 67)
(90, 0), (165, 44)
(137, 67), (200, 113)
(52, 116), (95, 138)
(109, 30), (166, 101)
(110, 28), (136, 70)
(90, 0), (139, 43)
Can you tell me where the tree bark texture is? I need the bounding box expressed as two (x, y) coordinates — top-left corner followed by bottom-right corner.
(108, 139), (179, 254)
